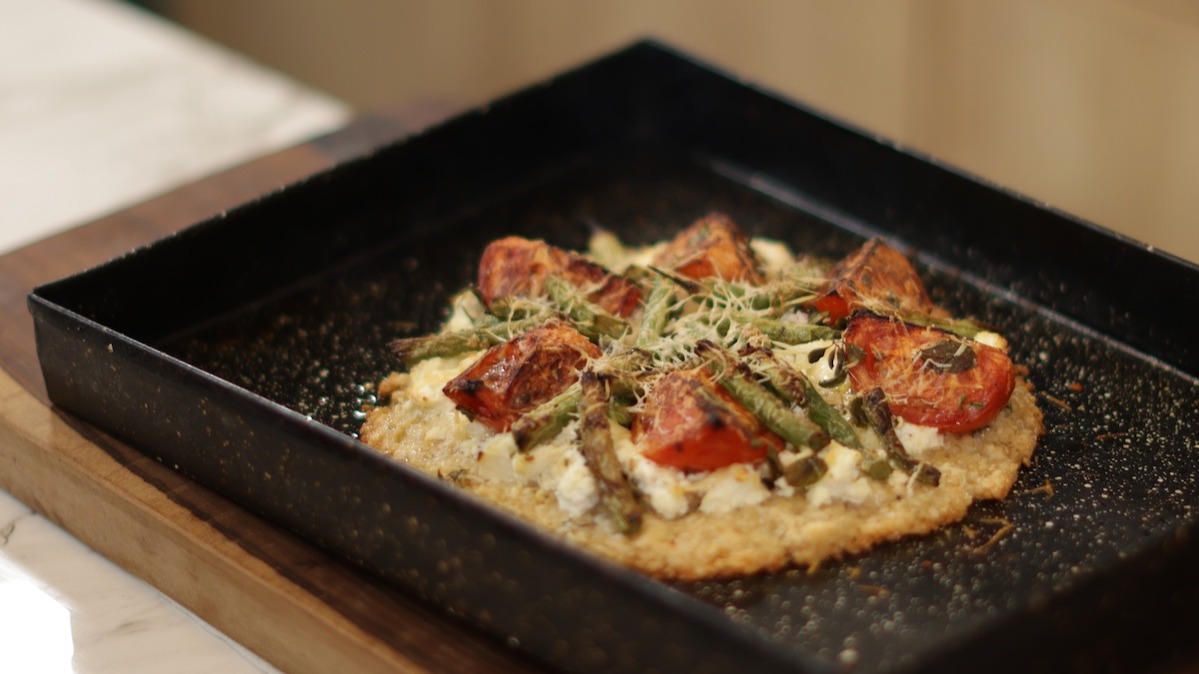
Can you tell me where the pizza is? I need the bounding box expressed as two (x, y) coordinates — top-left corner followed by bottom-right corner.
(359, 213), (1043, 580)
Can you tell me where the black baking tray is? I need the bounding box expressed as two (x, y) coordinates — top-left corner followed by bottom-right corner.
(29, 41), (1199, 674)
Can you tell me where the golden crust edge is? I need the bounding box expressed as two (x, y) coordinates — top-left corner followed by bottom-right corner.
(359, 371), (1043, 581)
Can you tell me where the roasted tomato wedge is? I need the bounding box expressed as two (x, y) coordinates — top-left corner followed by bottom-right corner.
(477, 236), (642, 317)
(812, 239), (934, 323)
(843, 313), (1015, 433)
(652, 213), (764, 284)
(633, 368), (781, 472)
(443, 320), (600, 431)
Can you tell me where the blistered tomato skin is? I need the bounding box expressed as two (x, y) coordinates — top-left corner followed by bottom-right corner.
(443, 320), (600, 431)
(477, 236), (642, 317)
(633, 369), (782, 472)
(813, 239), (935, 323)
(843, 313), (1015, 434)
(651, 213), (765, 284)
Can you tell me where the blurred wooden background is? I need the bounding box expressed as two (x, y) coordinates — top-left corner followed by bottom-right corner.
(148, 0), (1199, 264)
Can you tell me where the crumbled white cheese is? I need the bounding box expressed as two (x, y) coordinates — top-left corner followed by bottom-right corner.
(613, 424), (691, 519)
(511, 425), (575, 485)
(476, 433), (517, 481)
(421, 412), (471, 445)
(587, 230), (627, 270)
(974, 330), (1009, 351)
(627, 454), (692, 519)
(750, 238), (794, 278)
(772, 475), (796, 498)
(625, 243), (664, 270)
(555, 448), (600, 517)
(497, 421), (603, 517)
(894, 420), (943, 460)
(443, 291), (485, 332)
(407, 353), (477, 406)
(587, 230), (662, 272)
(887, 466), (912, 490)
(698, 463), (771, 514)
(806, 443), (874, 508)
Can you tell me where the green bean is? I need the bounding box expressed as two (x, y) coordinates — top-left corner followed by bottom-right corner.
(740, 317), (839, 345)
(784, 455), (829, 488)
(578, 371), (643, 534)
(589, 349), (653, 399)
(635, 276), (676, 348)
(607, 395), (636, 427)
(697, 341), (829, 450)
(742, 349), (861, 449)
(860, 388), (940, 486)
(741, 349), (808, 406)
(894, 311), (986, 339)
(803, 383), (861, 449)
(388, 315), (544, 366)
(511, 385), (580, 452)
(509, 356), (643, 452)
(860, 455), (894, 481)
(484, 296), (545, 321)
(705, 278), (818, 315)
(544, 276), (629, 340)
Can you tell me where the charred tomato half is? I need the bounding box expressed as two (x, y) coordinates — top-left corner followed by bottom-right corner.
(843, 313), (1015, 433)
(443, 320), (601, 430)
(633, 368), (782, 472)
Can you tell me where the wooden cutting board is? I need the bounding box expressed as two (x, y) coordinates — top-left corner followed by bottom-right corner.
(0, 103), (545, 674)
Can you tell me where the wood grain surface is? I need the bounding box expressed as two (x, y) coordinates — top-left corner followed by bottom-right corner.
(0, 103), (545, 674)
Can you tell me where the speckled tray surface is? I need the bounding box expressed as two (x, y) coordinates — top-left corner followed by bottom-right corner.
(30, 41), (1199, 674)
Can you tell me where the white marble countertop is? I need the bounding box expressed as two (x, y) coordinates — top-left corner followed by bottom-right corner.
(0, 0), (350, 671)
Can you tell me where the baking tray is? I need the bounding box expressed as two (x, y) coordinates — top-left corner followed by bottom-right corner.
(28, 40), (1199, 674)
